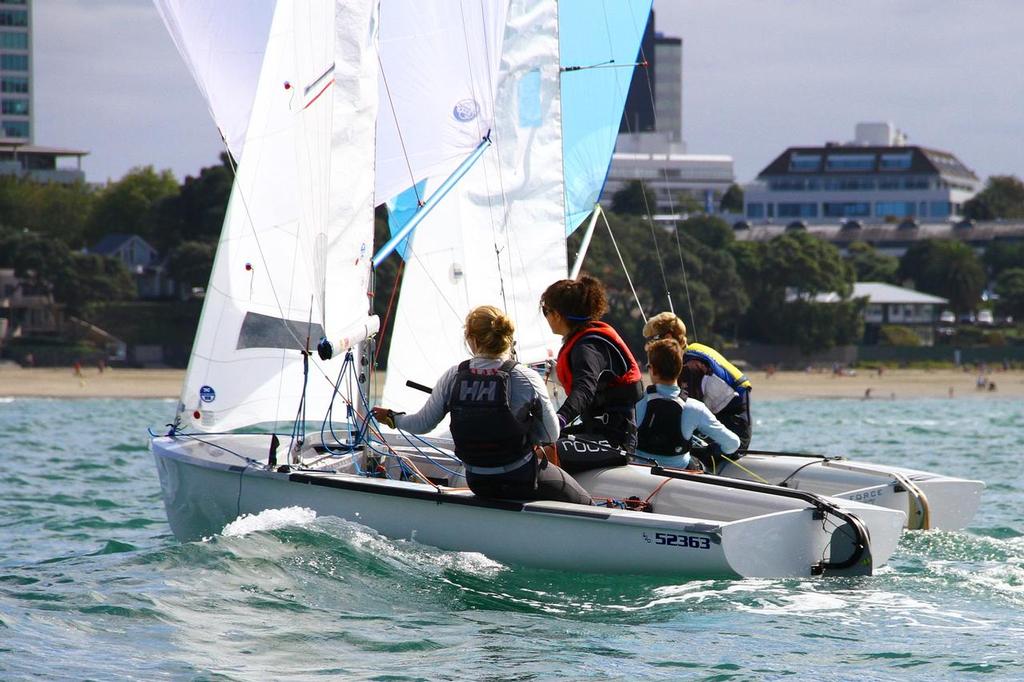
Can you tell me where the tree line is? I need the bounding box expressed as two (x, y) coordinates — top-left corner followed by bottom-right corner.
(1, 160), (1023, 359)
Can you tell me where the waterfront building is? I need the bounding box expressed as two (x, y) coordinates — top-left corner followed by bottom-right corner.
(743, 123), (980, 224)
(0, 0), (86, 183)
(604, 12), (735, 215)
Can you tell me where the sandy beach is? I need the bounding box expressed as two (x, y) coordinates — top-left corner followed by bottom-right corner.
(1, 365), (1023, 401)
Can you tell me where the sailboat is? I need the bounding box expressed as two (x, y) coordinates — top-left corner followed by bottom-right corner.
(149, 0), (907, 578)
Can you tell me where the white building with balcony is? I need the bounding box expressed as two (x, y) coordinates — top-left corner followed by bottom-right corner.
(743, 123), (980, 225)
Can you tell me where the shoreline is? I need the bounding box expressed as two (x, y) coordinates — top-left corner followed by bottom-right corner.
(2, 366), (1023, 401)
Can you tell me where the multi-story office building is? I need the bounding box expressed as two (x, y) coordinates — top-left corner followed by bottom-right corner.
(743, 123), (980, 224)
(0, 0), (86, 183)
(0, 0), (31, 142)
(604, 11), (735, 215)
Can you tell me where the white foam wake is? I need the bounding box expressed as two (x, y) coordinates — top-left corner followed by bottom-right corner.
(221, 507), (318, 537)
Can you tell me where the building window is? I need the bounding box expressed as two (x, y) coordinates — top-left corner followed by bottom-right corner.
(823, 202), (870, 218)
(1, 118), (28, 138)
(0, 10), (27, 26)
(0, 1), (29, 5)
(0, 53), (27, 70)
(0, 31), (26, 49)
(875, 201), (916, 218)
(767, 203), (775, 218)
(778, 202), (818, 218)
(1, 98), (26, 115)
(929, 201), (951, 217)
(768, 179), (806, 191)
(788, 153), (821, 172)
(826, 154), (875, 172)
(879, 152), (913, 170)
(1, 75), (26, 93)
(746, 203), (764, 218)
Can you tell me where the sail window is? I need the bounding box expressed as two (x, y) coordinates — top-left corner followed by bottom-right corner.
(236, 311), (325, 351)
(518, 69), (542, 128)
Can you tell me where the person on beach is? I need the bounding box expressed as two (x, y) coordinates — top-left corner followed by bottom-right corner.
(634, 339), (740, 471)
(642, 311), (753, 453)
(371, 305), (591, 505)
(540, 275), (643, 472)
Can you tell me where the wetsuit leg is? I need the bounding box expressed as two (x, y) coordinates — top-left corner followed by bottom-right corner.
(535, 458), (593, 505)
(466, 457), (592, 505)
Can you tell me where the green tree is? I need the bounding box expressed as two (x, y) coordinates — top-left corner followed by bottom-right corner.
(53, 252), (137, 315)
(983, 241), (1024, 280)
(85, 166), (179, 246)
(963, 175), (1024, 220)
(0, 177), (96, 247)
(845, 241), (898, 283)
(678, 214), (733, 250)
(761, 230), (853, 298)
(898, 239), (984, 313)
(672, 190), (704, 215)
(167, 240), (217, 293)
(736, 232), (863, 351)
(155, 154), (233, 250)
(719, 183), (744, 213)
(994, 267), (1024, 320)
(610, 180), (656, 215)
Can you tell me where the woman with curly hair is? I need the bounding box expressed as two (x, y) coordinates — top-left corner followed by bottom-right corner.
(540, 275), (643, 470)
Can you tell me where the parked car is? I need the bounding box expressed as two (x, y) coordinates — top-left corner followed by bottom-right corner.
(939, 310), (956, 324)
(977, 310), (994, 325)
(959, 312), (976, 324)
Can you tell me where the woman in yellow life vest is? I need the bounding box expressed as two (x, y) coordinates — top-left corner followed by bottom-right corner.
(642, 312), (752, 458)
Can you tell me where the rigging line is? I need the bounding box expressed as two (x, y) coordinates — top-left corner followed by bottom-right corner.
(628, 7), (698, 326)
(376, 52), (423, 205)
(600, 208), (647, 324)
(373, 259), (405, 366)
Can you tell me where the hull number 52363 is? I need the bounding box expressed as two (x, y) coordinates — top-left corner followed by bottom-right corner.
(646, 531), (711, 549)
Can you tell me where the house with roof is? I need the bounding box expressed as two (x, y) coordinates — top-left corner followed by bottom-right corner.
(852, 282), (948, 346)
(742, 122), (980, 225)
(89, 234), (176, 299)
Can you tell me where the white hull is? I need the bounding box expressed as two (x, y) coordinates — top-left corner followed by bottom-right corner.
(152, 435), (905, 578)
(712, 453), (984, 531)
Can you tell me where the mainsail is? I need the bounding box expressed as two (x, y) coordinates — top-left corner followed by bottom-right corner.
(380, 0), (652, 421)
(380, 0), (565, 418)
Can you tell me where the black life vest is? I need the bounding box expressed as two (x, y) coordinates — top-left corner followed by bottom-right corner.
(447, 360), (533, 468)
(636, 388), (689, 457)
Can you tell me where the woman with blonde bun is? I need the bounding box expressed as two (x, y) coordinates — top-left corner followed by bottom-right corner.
(642, 312), (753, 462)
(373, 305), (591, 504)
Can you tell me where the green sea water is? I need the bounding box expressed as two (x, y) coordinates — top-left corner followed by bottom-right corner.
(1, 397), (1022, 680)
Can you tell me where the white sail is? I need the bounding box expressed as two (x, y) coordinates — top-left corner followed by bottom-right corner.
(176, 0), (379, 433)
(381, 0), (566, 419)
(153, 0), (276, 160)
(374, 0), (510, 204)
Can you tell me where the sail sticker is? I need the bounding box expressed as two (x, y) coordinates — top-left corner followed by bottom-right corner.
(453, 98), (480, 122)
(199, 385), (216, 403)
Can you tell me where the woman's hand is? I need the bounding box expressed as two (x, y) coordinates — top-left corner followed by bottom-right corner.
(371, 406), (397, 428)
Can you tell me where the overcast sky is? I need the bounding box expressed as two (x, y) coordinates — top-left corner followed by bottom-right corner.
(34, 0), (1024, 185)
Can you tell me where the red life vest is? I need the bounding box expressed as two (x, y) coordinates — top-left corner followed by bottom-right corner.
(556, 321), (642, 394)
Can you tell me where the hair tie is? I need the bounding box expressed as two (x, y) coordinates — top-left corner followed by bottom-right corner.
(565, 314), (591, 322)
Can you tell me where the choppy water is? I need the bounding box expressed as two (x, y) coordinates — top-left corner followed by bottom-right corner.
(1, 397), (1022, 680)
